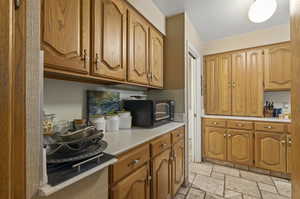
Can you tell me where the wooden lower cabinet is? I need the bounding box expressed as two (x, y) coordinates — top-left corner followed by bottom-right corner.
(111, 164), (150, 199)
(255, 132), (287, 173)
(287, 135), (293, 174)
(227, 129), (253, 166)
(204, 127), (227, 161)
(171, 140), (185, 196)
(151, 148), (172, 199)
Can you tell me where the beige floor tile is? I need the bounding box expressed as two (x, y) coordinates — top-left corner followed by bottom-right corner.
(211, 172), (225, 180)
(193, 174), (224, 196)
(190, 162), (213, 176)
(178, 186), (190, 195)
(243, 195), (260, 199)
(175, 193), (186, 199)
(224, 190), (242, 199)
(189, 173), (196, 184)
(186, 188), (205, 199)
(214, 165), (240, 177)
(261, 191), (290, 199)
(272, 177), (290, 183)
(274, 180), (291, 198)
(225, 175), (260, 198)
(205, 193), (225, 199)
(258, 183), (277, 194)
(240, 170), (274, 185)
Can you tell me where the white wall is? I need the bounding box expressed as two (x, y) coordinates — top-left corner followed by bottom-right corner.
(44, 79), (146, 121)
(127, 0), (166, 34)
(203, 24), (290, 55)
(185, 14), (204, 55)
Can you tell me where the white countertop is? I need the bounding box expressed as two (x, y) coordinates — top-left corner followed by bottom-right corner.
(202, 115), (291, 123)
(39, 122), (185, 196)
(103, 122), (186, 155)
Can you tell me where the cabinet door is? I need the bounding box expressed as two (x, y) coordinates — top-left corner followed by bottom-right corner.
(41, 0), (90, 74)
(287, 135), (293, 174)
(264, 43), (292, 90)
(128, 9), (149, 85)
(218, 54), (232, 115)
(246, 49), (264, 117)
(149, 28), (164, 88)
(232, 52), (247, 116)
(255, 132), (286, 172)
(172, 140), (185, 196)
(92, 0), (127, 80)
(204, 127), (227, 161)
(152, 149), (172, 199)
(227, 129), (253, 166)
(205, 56), (219, 115)
(111, 164), (150, 199)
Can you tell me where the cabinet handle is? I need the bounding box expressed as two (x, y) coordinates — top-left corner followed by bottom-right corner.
(265, 126), (273, 129)
(281, 140), (286, 144)
(160, 143), (167, 148)
(128, 159), (140, 167)
(228, 134), (232, 137)
(81, 49), (89, 64)
(95, 53), (100, 69)
(15, 0), (21, 9)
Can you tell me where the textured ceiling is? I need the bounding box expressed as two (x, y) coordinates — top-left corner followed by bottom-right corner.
(153, 0), (290, 41)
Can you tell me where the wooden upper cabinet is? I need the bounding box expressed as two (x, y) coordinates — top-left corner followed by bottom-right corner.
(42, 0), (90, 74)
(111, 164), (150, 199)
(246, 49), (264, 117)
(172, 140), (185, 196)
(128, 9), (149, 85)
(227, 130), (253, 166)
(255, 131), (286, 173)
(92, 0), (127, 80)
(218, 54), (232, 115)
(149, 28), (164, 88)
(204, 127), (227, 161)
(152, 149), (172, 199)
(205, 56), (219, 115)
(232, 52), (247, 116)
(264, 43), (292, 91)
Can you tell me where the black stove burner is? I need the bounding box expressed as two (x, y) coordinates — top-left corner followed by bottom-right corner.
(47, 153), (115, 186)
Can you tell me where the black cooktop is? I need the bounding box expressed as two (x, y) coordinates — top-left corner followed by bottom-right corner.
(47, 153), (115, 186)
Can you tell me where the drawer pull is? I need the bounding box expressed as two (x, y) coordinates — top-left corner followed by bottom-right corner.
(160, 143), (168, 148)
(281, 140), (286, 144)
(128, 159), (140, 167)
(213, 122), (218, 125)
(228, 134), (232, 137)
(265, 126), (273, 129)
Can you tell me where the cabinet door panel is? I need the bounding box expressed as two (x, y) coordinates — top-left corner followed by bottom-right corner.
(255, 132), (286, 172)
(152, 149), (172, 199)
(204, 127), (227, 161)
(246, 49), (264, 117)
(232, 52), (247, 116)
(205, 56), (219, 115)
(172, 140), (185, 196)
(42, 0), (90, 74)
(128, 10), (149, 85)
(264, 43), (292, 90)
(227, 130), (253, 166)
(218, 54), (232, 115)
(287, 135), (292, 174)
(111, 164), (150, 199)
(92, 0), (127, 80)
(149, 28), (164, 88)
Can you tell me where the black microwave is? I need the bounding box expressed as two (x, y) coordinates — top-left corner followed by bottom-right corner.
(123, 100), (175, 128)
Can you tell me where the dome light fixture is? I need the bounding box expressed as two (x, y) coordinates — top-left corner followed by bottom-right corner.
(248, 0), (277, 23)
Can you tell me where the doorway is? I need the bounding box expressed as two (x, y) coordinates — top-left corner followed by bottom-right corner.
(186, 44), (202, 164)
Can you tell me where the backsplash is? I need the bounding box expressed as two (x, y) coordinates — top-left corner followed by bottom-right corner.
(264, 91), (291, 114)
(44, 79), (146, 121)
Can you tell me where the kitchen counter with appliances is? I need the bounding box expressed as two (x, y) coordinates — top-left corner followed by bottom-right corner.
(103, 122), (185, 156)
(202, 115), (291, 123)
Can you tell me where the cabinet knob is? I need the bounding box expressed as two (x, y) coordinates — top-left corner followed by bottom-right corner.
(213, 122), (218, 125)
(281, 140), (286, 144)
(224, 134), (227, 137)
(128, 159), (140, 167)
(160, 143), (167, 148)
(95, 53), (100, 69)
(81, 49), (89, 64)
(228, 134), (232, 137)
(265, 126), (273, 129)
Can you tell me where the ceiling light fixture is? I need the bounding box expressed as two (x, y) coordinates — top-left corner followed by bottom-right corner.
(248, 0), (277, 23)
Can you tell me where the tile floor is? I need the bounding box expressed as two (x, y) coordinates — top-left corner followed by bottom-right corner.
(176, 162), (291, 199)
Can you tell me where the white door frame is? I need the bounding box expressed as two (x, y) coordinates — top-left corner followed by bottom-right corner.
(186, 42), (203, 163)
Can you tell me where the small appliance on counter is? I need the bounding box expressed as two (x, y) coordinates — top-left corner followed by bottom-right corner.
(123, 100), (175, 128)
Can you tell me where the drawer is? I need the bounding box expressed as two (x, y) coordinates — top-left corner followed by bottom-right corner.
(204, 118), (226, 128)
(255, 122), (286, 133)
(171, 127), (185, 144)
(228, 120), (253, 130)
(151, 133), (171, 157)
(112, 144), (150, 183)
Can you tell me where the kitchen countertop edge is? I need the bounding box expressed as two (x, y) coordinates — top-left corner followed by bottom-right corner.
(202, 115), (291, 123)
